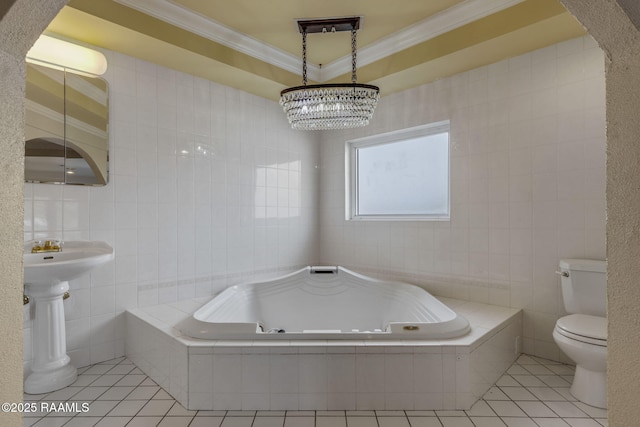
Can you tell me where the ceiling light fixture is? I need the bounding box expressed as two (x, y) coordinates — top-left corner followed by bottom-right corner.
(280, 17), (379, 131)
(26, 35), (108, 76)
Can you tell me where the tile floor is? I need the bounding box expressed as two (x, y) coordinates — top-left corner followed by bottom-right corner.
(22, 354), (607, 427)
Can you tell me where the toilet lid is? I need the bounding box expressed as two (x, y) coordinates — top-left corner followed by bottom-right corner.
(556, 314), (607, 346)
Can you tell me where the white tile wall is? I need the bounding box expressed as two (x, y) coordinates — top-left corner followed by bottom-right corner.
(318, 35), (606, 361)
(23, 49), (321, 371)
(23, 35), (606, 371)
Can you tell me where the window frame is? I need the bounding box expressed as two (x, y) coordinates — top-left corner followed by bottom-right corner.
(346, 120), (451, 221)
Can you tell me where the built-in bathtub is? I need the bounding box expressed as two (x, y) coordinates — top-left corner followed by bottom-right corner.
(180, 266), (471, 340)
(126, 267), (522, 411)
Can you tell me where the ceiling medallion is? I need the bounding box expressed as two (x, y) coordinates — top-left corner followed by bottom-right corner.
(280, 17), (380, 131)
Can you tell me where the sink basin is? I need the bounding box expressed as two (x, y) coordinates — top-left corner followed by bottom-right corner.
(23, 240), (114, 394)
(24, 240), (114, 285)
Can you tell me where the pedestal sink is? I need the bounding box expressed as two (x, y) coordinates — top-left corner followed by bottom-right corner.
(23, 241), (114, 394)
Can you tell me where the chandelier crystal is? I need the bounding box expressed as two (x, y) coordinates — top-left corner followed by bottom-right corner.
(280, 17), (380, 130)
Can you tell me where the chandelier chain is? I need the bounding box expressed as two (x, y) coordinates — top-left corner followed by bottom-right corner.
(302, 28), (308, 86)
(280, 17), (379, 130)
(351, 28), (357, 84)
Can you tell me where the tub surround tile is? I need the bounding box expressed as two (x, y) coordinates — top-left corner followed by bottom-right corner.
(126, 296), (522, 411)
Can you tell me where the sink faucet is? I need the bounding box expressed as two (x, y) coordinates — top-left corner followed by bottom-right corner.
(31, 239), (63, 253)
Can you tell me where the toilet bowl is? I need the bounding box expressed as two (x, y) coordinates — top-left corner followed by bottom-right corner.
(553, 313), (607, 408)
(552, 259), (607, 409)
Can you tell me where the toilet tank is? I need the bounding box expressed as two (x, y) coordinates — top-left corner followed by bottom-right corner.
(559, 259), (607, 316)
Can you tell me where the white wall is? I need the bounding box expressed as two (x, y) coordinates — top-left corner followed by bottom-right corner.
(23, 49), (321, 371)
(319, 35), (606, 361)
(23, 35), (607, 368)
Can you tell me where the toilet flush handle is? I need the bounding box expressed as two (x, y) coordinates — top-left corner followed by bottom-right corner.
(555, 270), (569, 277)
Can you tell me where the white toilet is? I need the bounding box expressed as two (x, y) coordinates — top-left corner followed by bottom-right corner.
(552, 259), (607, 409)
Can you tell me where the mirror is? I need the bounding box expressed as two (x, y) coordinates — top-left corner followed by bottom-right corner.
(25, 63), (109, 185)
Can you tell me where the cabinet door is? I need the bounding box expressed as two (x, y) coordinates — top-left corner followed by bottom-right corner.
(25, 63), (66, 183)
(64, 71), (109, 185)
(25, 63), (109, 186)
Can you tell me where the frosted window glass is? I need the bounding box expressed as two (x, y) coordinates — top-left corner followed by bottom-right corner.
(355, 132), (449, 217)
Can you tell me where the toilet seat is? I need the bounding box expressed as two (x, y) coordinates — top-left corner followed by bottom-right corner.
(555, 314), (607, 347)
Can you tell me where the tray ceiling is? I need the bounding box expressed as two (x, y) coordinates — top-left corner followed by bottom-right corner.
(45, 0), (586, 100)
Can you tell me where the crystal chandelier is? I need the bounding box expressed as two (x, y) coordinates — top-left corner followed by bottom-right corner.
(280, 17), (380, 130)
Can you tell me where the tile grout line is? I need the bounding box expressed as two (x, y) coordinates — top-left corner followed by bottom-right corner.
(24, 355), (607, 427)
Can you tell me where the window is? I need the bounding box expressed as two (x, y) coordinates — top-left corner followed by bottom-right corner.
(347, 121), (450, 220)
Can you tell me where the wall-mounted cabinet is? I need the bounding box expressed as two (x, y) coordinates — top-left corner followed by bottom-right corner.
(25, 63), (109, 186)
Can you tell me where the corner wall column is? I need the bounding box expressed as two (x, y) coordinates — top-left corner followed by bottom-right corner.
(559, 1), (640, 425)
(0, 1), (69, 426)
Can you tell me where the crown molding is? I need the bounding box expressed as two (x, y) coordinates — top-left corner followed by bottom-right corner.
(320, 0), (525, 81)
(113, 0), (322, 80)
(114, 0), (524, 83)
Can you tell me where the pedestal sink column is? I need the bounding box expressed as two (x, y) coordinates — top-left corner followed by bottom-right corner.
(24, 280), (77, 394)
(23, 240), (114, 394)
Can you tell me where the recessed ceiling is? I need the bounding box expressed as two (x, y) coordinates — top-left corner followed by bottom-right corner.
(45, 0), (586, 100)
(170, 0), (464, 65)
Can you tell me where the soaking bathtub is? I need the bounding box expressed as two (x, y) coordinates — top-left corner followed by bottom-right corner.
(179, 266), (471, 340)
(127, 266), (523, 410)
